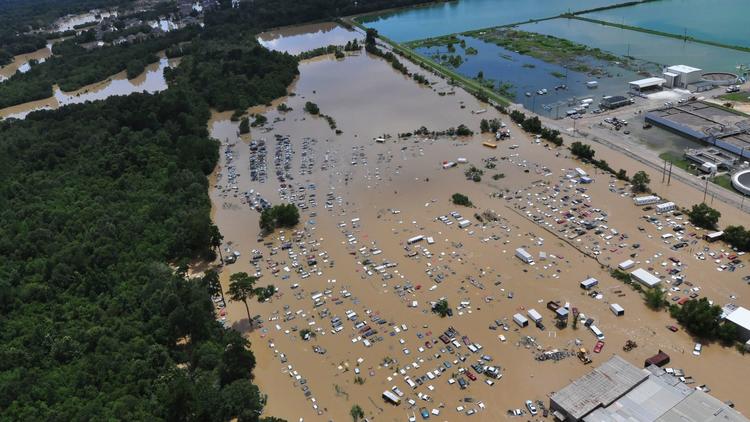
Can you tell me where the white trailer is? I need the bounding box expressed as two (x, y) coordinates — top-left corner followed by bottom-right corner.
(656, 202), (676, 213)
(515, 248), (534, 264)
(580, 277), (598, 290)
(382, 390), (401, 405)
(610, 303), (625, 316)
(513, 313), (529, 327)
(633, 195), (661, 206)
(575, 167), (587, 177)
(458, 219), (471, 229)
(618, 259), (635, 270)
(407, 235), (424, 245)
(527, 309), (543, 324)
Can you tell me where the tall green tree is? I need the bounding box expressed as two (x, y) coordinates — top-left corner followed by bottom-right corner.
(203, 269), (226, 304)
(228, 272), (258, 321)
(209, 224), (225, 264)
(631, 170), (651, 193)
(687, 203), (721, 230)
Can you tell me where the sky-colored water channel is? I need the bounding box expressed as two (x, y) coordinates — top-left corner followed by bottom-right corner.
(360, 0), (621, 42)
(516, 18), (750, 73)
(585, 0), (750, 48)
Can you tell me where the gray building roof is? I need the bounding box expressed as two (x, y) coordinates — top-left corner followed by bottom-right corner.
(554, 356), (749, 422)
(551, 355), (649, 420)
(657, 390), (747, 422)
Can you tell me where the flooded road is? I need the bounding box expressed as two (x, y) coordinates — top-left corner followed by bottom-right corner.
(0, 44), (54, 82)
(207, 27), (750, 421)
(0, 55), (178, 120)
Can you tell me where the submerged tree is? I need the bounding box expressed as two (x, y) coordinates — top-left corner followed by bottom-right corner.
(432, 299), (451, 317)
(350, 404), (365, 422)
(643, 287), (666, 310)
(631, 170), (651, 193)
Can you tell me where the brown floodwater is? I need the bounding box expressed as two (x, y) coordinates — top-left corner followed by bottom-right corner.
(0, 56), (179, 120)
(0, 43), (54, 82)
(207, 28), (750, 422)
(258, 22), (363, 55)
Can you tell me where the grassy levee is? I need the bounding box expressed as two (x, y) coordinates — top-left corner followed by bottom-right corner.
(570, 16), (750, 54)
(348, 19), (512, 107)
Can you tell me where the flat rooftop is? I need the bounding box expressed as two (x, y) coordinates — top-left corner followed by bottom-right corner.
(551, 355), (648, 420)
(646, 101), (750, 153)
(556, 357), (750, 422)
(667, 64), (702, 74)
(726, 306), (750, 330)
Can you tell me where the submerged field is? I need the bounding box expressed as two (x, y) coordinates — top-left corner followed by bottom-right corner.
(405, 29), (642, 115)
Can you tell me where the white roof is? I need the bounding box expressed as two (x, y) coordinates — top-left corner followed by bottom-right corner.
(726, 307), (750, 329)
(629, 77), (667, 88)
(667, 64), (701, 74)
(631, 268), (661, 287)
(619, 259), (635, 269)
(663, 71), (678, 77)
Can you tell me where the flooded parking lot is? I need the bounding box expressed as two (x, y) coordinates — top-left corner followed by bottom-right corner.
(206, 24), (750, 422)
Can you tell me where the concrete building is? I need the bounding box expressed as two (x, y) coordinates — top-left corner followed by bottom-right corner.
(663, 65), (702, 89)
(550, 355), (749, 422)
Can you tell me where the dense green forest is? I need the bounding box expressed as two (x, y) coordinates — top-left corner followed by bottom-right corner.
(0, 0), (434, 419)
(0, 27), (197, 109)
(0, 0), (130, 63)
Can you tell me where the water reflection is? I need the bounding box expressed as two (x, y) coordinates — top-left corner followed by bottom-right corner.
(258, 22), (361, 55)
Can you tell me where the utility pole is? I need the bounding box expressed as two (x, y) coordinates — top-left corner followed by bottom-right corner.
(703, 178), (709, 203)
(667, 162), (673, 185)
(662, 159), (667, 183)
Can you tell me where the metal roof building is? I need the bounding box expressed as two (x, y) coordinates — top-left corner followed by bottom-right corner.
(550, 356), (749, 422)
(550, 356), (648, 421)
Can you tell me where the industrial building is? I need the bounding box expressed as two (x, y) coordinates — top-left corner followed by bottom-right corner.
(550, 355), (749, 422)
(684, 147), (737, 171)
(645, 101), (750, 160)
(662, 65), (702, 89)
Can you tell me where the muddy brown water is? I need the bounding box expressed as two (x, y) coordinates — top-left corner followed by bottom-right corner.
(207, 27), (750, 422)
(0, 44), (54, 82)
(0, 55), (179, 120)
(258, 22), (364, 56)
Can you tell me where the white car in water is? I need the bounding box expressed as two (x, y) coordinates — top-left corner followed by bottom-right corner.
(525, 400), (538, 416)
(693, 343), (702, 356)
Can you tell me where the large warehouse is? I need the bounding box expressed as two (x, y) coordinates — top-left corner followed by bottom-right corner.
(663, 64), (702, 88)
(550, 356), (749, 422)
